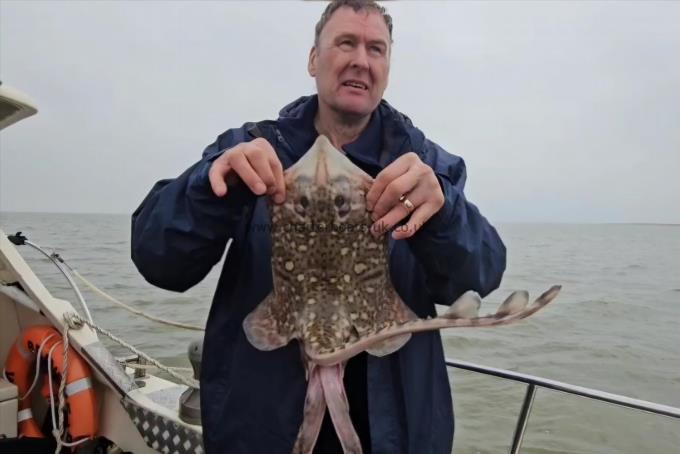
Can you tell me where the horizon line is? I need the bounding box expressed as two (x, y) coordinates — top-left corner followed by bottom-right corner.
(1, 210), (678, 226)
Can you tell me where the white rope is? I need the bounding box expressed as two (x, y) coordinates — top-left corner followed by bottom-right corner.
(63, 312), (199, 389)
(20, 333), (58, 400)
(46, 341), (61, 441)
(50, 322), (91, 452)
(71, 269), (205, 331)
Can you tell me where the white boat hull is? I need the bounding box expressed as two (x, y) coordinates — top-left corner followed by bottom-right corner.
(0, 229), (203, 453)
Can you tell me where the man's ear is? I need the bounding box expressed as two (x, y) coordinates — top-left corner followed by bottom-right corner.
(308, 46), (317, 77)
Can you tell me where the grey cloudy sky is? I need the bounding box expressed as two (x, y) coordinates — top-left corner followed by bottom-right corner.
(1, 0), (678, 223)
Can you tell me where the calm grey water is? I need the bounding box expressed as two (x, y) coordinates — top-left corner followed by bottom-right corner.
(1, 212), (678, 453)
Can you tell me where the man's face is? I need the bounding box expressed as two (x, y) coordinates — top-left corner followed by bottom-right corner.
(309, 7), (391, 119)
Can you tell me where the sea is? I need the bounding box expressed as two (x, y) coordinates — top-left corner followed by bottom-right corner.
(0, 212), (678, 454)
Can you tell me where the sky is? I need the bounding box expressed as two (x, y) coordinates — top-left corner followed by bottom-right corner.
(0, 0), (678, 223)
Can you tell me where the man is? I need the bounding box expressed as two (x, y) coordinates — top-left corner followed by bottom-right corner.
(131, 1), (506, 453)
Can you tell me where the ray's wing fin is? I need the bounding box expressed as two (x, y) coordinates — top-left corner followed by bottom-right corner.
(365, 294), (418, 357)
(243, 292), (297, 351)
(366, 333), (412, 357)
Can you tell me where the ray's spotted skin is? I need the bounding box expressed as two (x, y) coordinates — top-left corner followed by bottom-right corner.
(243, 136), (561, 454)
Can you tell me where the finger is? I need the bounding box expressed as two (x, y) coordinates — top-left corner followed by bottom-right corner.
(208, 158), (231, 197)
(247, 152), (276, 195)
(392, 203), (436, 240)
(229, 151), (267, 195)
(370, 204), (409, 238)
(270, 156), (286, 204)
(370, 171), (418, 221)
(365, 157), (411, 211)
(371, 182), (429, 236)
(370, 185), (423, 235)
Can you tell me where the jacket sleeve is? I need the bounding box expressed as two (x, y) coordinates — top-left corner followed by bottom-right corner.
(405, 140), (507, 304)
(130, 126), (258, 292)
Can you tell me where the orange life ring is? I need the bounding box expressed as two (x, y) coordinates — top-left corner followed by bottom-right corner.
(3, 325), (98, 442)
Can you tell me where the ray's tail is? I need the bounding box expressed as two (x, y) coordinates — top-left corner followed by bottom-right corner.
(293, 365), (327, 454)
(319, 364), (363, 454)
(292, 363), (364, 454)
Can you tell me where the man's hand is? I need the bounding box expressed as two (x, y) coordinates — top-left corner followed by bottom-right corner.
(209, 138), (286, 204)
(365, 152), (445, 240)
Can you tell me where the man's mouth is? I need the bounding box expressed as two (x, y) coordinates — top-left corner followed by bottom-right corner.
(342, 80), (369, 90)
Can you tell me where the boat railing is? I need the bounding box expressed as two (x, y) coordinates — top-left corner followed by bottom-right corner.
(445, 358), (680, 454)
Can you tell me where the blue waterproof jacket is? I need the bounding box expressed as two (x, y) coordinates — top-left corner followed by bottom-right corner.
(131, 95), (506, 454)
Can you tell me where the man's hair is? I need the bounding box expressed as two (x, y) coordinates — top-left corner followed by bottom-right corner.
(314, 0), (393, 46)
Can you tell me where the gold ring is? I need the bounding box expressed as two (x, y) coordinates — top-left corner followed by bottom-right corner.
(399, 194), (415, 212)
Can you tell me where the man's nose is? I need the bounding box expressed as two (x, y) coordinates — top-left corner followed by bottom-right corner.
(349, 45), (369, 70)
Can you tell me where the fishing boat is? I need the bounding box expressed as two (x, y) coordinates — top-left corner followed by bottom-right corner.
(1, 83), (678, 453)
(1, 82), (203, 453)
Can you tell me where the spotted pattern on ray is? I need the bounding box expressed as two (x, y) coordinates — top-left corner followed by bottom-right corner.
(268, 172), (415, 356)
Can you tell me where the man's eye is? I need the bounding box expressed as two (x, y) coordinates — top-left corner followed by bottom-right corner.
(370, 45), (384, 55)
(339, 40), (353, 49)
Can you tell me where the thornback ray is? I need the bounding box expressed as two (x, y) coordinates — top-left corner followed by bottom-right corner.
(242, 135), (562, 454)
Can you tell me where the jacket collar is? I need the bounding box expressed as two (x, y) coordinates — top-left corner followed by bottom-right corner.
(273, 95), (424, 175)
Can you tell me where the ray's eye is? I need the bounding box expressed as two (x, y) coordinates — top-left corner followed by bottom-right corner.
(295, 195), (310, 217)
(334, 194), (351, 217)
